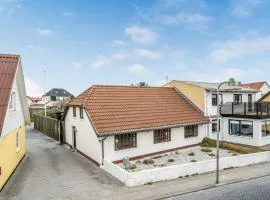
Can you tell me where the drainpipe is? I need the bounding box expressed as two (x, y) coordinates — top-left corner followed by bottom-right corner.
(99, 136), (107, 165)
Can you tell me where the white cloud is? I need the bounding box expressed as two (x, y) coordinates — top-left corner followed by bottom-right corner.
(90, 56), (111, 69)
(231, 0), (263, 17)
(72, 62), (81, 69)
(112, 40), (127, 46)
(128, 64), (146, 75)
(36, 28), (53, 36)
(24, 76), (43, 96)
(160, 12), (212, 29)
(135, 49), (162, 59)
(210, 36), (270, 62)
(111, 52), (129, 60)
(62, 11), (73, 16)
(125, 25), (157, 45)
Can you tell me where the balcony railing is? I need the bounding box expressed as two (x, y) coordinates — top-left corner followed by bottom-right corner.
(220, 102), (270, 119)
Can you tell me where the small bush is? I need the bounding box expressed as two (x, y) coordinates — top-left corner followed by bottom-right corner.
(175, 151), (179, 154)
(159, 164), (165, 167)
(208, 153), (215, 157)
(136, 160), (141, 164)
(190, 159), (197, 162)
(201, 137), (216, 147)
(201, 147), (212, 153)
(143, 159), (155, 165)
(129, 164), (137, 170)
(188, 152), (195, 156)
(168, 158), (175, 162)
(152, 155), (162, 159)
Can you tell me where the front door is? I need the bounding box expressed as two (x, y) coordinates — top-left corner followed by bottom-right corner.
(248, 94), (252, 111)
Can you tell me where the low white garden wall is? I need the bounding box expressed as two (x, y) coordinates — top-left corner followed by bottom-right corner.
(103, 151), (270, 187)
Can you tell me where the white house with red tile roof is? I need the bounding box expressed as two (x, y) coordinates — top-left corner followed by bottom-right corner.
(241, 82), (270, 100)
(64, 85), (209, 166)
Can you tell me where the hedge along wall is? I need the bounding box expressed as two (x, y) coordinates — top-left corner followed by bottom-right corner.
(103, 151), (270, 187)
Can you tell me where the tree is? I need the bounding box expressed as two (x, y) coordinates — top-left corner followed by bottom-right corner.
(131, 82), (149, 87)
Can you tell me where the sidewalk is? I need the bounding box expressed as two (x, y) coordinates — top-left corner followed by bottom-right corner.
(97, 162), (270, 200)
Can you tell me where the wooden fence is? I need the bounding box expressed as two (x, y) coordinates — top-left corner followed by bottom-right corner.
(33, 114), (64, 142)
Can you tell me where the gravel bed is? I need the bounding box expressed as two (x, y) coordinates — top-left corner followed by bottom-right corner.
(118, 146), (241, 172)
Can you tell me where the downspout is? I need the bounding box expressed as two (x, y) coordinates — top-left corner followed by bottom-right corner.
(99, 136), (107, 165)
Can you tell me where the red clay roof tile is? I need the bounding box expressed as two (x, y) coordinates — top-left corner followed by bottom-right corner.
(0, 54), (19, 134)
(241, 82), (266, 91)
(69, 85), (209, 135)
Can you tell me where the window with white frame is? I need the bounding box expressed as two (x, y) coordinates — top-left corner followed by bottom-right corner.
(212, 119), (220, 133)
(153, 128), (171, 144)
(9, 92), (16, 110)
(212, 94), (223, 106)
(229, 120), (253, 137)
(262, 120), (270, 137)
(184, 125), (198, 138)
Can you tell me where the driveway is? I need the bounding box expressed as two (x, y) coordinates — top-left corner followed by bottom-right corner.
(0, 126), (123, 200)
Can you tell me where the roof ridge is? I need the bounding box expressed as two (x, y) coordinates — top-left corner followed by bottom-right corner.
(92, 84), (172, 89)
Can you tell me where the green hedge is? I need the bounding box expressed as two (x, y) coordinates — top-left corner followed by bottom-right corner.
(201, 137), (263, 154)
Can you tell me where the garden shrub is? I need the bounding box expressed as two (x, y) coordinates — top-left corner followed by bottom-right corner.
(201, 147), (212, 152)
(143, 159), (155, 165)
(168, 158), (174, 162)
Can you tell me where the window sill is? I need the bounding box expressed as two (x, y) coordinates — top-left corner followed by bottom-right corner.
(262, 135), (270, 139)
(115, 147), (137, 152)
(228, 134), (253, 139)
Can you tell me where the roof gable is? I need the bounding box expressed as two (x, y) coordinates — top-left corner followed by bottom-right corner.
(241, 82), (266, 91)
(0, 54), (20, 134)
(69, 85), (209, 136)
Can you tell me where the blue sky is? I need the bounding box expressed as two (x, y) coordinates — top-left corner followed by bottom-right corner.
(1, 0), (270, 96)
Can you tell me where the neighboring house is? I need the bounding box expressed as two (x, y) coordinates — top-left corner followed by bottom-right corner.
(241, 82), (270, 100)
(0, 54), (30, 190)
(64, 85), (209, 166)
(26, 96), (42, 107)
(42, 88), (73, 103)
(258, 91), (270, 103)
(219, 102), (270, 147)
(163, 80), (257, 136)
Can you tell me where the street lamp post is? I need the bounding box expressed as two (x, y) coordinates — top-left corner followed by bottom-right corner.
(216, 79), (236, 184)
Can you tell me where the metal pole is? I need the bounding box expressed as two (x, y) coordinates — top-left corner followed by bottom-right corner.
(216, 81), (228, 184)
(216, 85), (220, 184)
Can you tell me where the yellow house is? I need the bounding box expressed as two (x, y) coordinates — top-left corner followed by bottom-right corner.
(258, 91), (270, 102)
(0, 54), (30, 191)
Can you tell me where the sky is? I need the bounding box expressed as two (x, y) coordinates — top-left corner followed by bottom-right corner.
(1, 0), (270, 96)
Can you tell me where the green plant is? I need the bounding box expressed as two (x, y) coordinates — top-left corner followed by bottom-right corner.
(208, 153), (215, 157)
(143, 159), (155, 165)
(136, 160), (141, 164)
(152, 155), (162, 159)
(168, 158), (174, 162)
(129, 164), (137, 170)
(201, 137), (216, 147)
(188, 152), (195, 156)
(190, 159), (197, 162)
(175, 151), (179, 154)
(201, 147), (212, 153)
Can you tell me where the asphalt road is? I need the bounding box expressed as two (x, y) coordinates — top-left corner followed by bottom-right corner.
(0, 126), (123, 200)
(168, 175), (270, 200)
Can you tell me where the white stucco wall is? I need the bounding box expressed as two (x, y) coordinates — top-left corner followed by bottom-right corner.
(64, 107), (102, 164)
(103, 124), (207, 162)
(104, 151), (270, 187)
(2, 74), (25, 136)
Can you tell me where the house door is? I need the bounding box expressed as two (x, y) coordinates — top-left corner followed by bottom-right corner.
(72, 126), (77, 149)
(248, 94), (252, 111)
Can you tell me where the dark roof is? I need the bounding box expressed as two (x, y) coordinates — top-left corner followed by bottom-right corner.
(43, 88), (73, 97)
(0, 54), (20, 134)
(68, 85), (209, 136)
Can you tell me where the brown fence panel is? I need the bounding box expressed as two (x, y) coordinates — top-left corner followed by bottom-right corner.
(33, 114), (60, 141)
